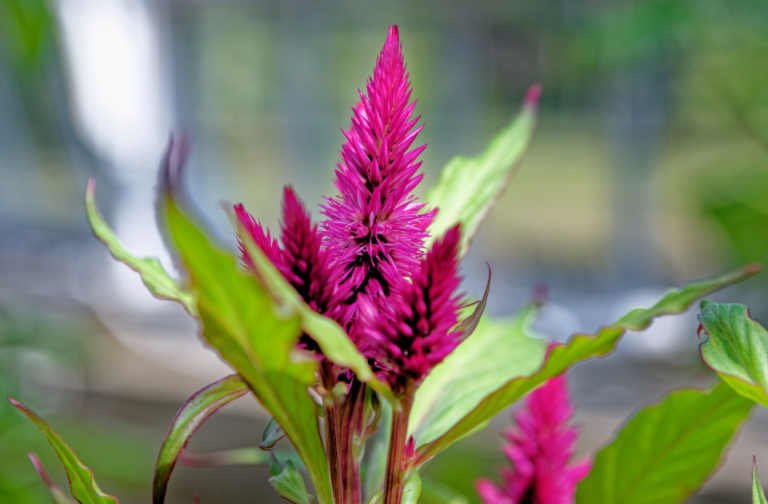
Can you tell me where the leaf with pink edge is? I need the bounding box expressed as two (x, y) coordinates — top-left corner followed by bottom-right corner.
(755, 459), (768, 504)
(8, 398), (118, 504)
(153, 374), (250, 504)
(85, 179), (197, 316)
(27, 453), (76, 504)
(409, 303), (547, 446)
(698, 300), (768, 409)
(576, 382), (753, 504)
(414, 264), (760, 464)
(261, 417), (286, 450)
(424, 86), (540, 257)
(162, 191), (333, 504)
(269, 459), (311, 504)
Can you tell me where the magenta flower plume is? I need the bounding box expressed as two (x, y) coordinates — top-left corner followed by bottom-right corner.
(476, 376), (591, 504)
(365, 225), (464, 392)
(321, 25), (434, 315)
(234, 203), (282, 268)
(235, 186), (348, 324)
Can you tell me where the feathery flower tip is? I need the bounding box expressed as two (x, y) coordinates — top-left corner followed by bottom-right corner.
(235, 188), (348, 323)
(234, 203), (282, 268)
(476, 376), (591, 504)
(321, 24), (434, 321)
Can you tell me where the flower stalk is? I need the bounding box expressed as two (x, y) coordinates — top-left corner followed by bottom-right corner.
(382, 381), (415, 504)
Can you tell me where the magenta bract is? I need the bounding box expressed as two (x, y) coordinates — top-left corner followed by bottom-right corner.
(476, 376), (591, 504)
(234, 26), (461, 382)
(321, 25), (435, 323)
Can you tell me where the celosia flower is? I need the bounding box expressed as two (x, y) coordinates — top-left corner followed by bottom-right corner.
(235, 186), (349, 326)
(321, 25), (434, 320)
(476, 376), (591, 504)
(364, 225), (464, 392)
(235, 26), (464, 383)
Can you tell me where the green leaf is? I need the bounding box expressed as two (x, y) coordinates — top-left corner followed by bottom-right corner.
(153, 374), (249, 504)
(269, 460), (311, 504)
(8, 398), (118, 504)
(85, 179), (197, 316)
(27, 453), (76, 504)
(163, 195), (333, 504)
(414, 264), (760, 465)
(754, 459), (768, 504)
(409, 305), (547, 446)
(576, 382), (754, 504)
(237, 220), (399, 408)
(402, 472), (422, 504)
(698, 300), (768, 409)
(261, 416), (286, 450)
(424, 86), (539, 257)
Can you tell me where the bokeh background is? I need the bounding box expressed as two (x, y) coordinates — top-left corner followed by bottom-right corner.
(2, 0), (768, 502)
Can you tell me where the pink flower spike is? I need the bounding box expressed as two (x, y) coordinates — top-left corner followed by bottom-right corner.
(321, 24), (435, 322)
(366, 225), (464, 393)
(234, 203), (282, 269)
(476, 376), (591, 504)
(235, 188), (349, 325)
(278, 186), (348, 320)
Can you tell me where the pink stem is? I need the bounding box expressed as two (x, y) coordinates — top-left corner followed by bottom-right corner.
(382, 383), (414, 504)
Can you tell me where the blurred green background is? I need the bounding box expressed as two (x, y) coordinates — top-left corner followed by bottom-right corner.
(1, 0), (768, 502)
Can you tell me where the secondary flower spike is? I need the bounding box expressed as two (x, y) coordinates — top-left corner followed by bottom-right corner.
(321, 25), (434, 318)
(235, 187), (348, 325)
(365, 225), (464, 392)
(476, 376), (591, 504)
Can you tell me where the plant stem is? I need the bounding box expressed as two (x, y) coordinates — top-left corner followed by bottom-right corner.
(382, 382), (414, 504)
(322, 362), (345, 504)
(341, 380), (365, 504)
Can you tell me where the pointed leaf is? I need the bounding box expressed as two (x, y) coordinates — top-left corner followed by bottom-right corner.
(163, 195), (333, 504)
(238, 223), (399, 408)
(576, 382), (754, 504)
(85, 179), (197, 316)
(8, 398), (118, 504)
(153, 374), (249, 504)
(28, 453), (77, 504)
(402, 472), (422, 504)
(415, 264), (759, 465)
(754, 459), (768, 504)
(409, 305), (547, 446)
(367, 491), (382, 504)
(261, 416), (286, 450)
(454, 267), (491, 337)
(424, 85), (539, 257)
(699, 300), (768, 409)
(269, 460), (311, 504)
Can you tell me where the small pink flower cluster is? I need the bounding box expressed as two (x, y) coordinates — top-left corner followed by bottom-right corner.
(476, 376), (591, 504)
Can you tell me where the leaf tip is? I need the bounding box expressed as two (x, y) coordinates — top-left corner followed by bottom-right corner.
(7, 396), (26, 412)
(86, 177), (96, 199)
(746, 262), (763, 275)
(162, 132), (192, 195)
(524, 83), (542, 108)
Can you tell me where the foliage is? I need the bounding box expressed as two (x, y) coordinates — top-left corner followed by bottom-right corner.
(576, 382), (753, 504)
(699, 300), (768, 408)
(8, 24), (766, 504)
